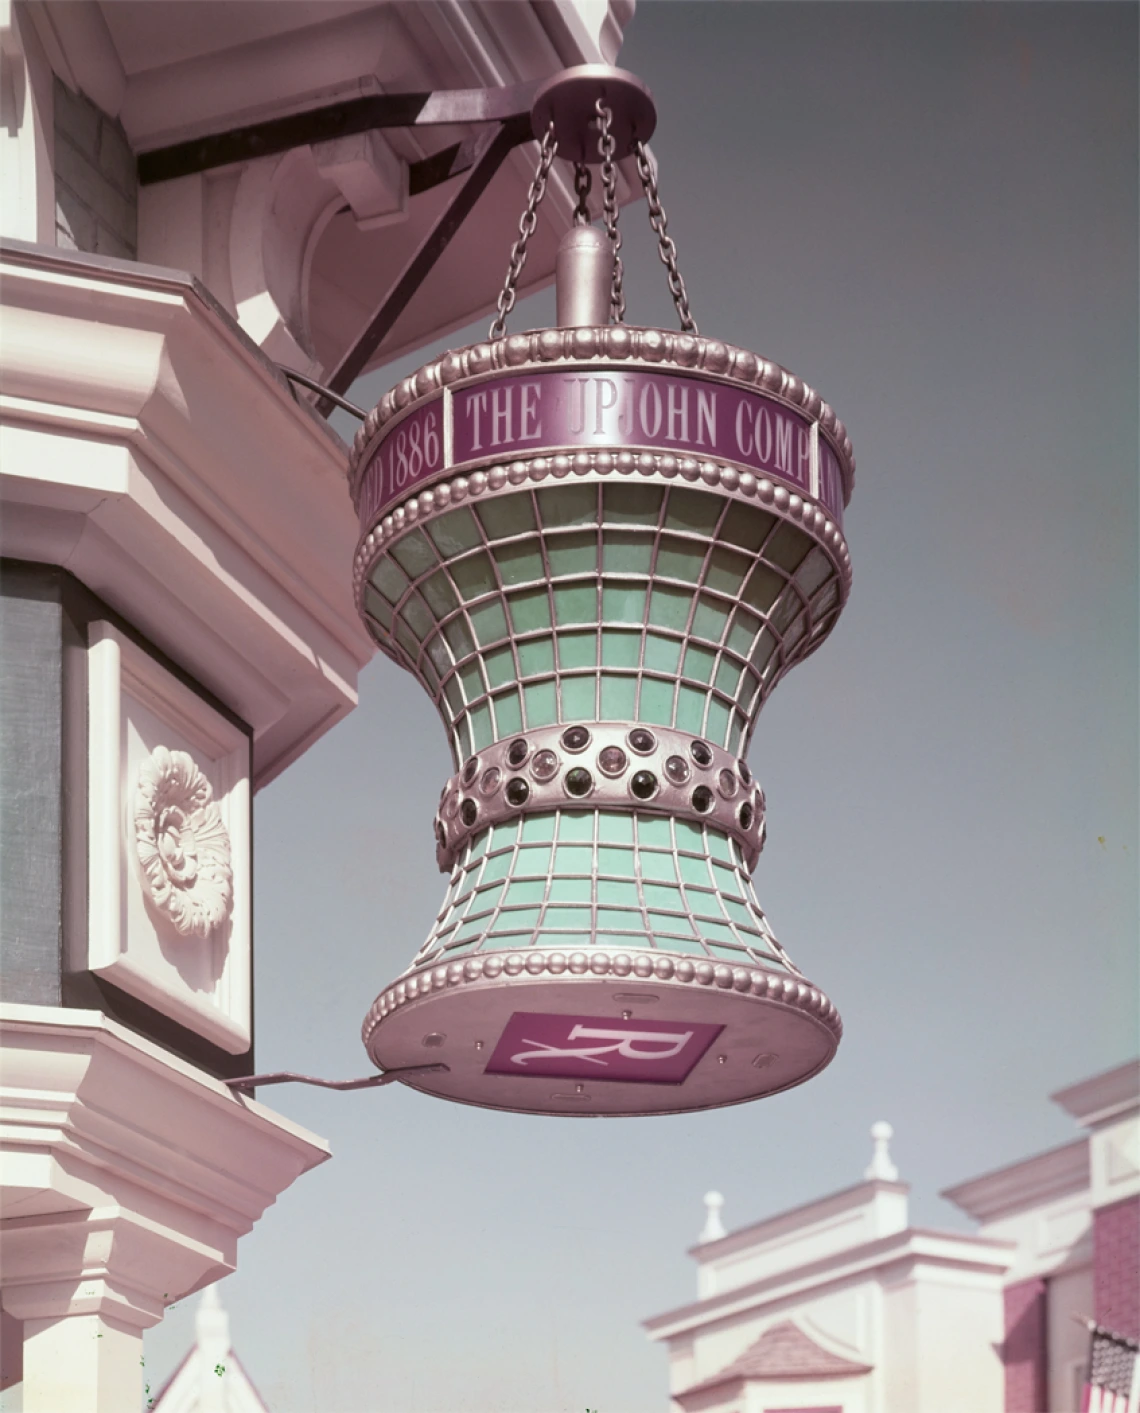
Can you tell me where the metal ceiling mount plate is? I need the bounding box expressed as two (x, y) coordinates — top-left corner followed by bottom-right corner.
(531, 65), (657, 162)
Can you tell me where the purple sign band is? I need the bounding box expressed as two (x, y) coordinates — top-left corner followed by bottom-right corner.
(357, 368), (846, 528)
(485, 1011), (722, 1084)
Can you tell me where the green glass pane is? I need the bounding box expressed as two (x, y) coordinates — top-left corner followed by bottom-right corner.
(458, 661), (484, 701)
(692, 595), (730, 643)
(682, 643), (716, 684)
(675, 684), (706, 733)
(493, 690), (522, 739)
(665, 487), (720, 534)
(703, 922), (738, 947)
(796, 546), (834, 598)
(443, 613), (475, 660)
(559, 811), (594, 842)
(705, 697), (731, 747)
(395, 622), (419, 660)
(602, 531), (653, 575)
(714, 656), (744, 696)
(596, 908), (642, 931)
(597, 813), (633, 845)
(637, 815), (672, 848)
(469, 598), (509, 647)
(478, 494), (536, 540)
(707, 830), (734, 863)
(546, 875), (593, 904)
(514, 844), (552, 876)
(428, 507), (482, 556)
(364, 586), (394, 631)
(481, 930), (531, 951)
(597, 878), (639, 907)
(742, 564), (784, 615)
(419, 572), (458, 618)
(504, 878), (546, 906)
(541, 906), (592, 931)
(401, 593), (433, 640)
(653, 934), (707, 955)
(765, 520), (811, 574)
(420, 656), (439, 692)
(538, 483), (597, 527)
(426, 634), (452, 677)
(602, 631), (642, 669)
(649, 585), (692, 630)
(639, 676), (675, 727)
(751, 629), (778, 674)
(453, 715), (471, 762)
(687, 889), (722, 919)
(727, 713), (746, 754)
(640, 851), (677, 881)
(553, 583), (596, 625)
(546, 531), (597, 576)
(643, 634), (682, 674)
(650, 912), (696, 935)
(726, 609), (762, 657)
(601, 583), (647, 624)
(483, 646), (514, 689)
(557, 630), (597, 670)
(468, 702), (493, 751)
(678, 853), (710, 885)
(553, 844), (593, 873)
(722, 504), (775, 552)
(442, 937), (477, 955)
(467, 829), (490, 860)
(508, 587), (551, 633)
(722, 898), (754, 926)
(707, 939), (744, 958)
(675, 820), (705, 850)
(370, 558), (408, 604)
(643, 883), (684, 911)
(655, 536), (706, 583)
(705, 545), (752, 596)
(497, 906), (541, 930)
(521, 812), (556, 842)
(517, 636), (555, 676)
(598, 845), (632, 875)
(390, 528), (437, 577)
(604, 483), (663, 524)
(561, 675), (596, 721)
(495, 541), (543, 586)
(523, 678), (557, 726)
(451, 551), (496, 600)
(442, 675), (464, 716)
(600, 674), (637, 721)
(474, 881), (506, 910)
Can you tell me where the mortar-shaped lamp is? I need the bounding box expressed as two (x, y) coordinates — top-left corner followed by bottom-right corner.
(348, 67), (855, 1116)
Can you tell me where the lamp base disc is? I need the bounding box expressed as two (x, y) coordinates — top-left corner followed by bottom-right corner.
(364, 966), (838, 1117)
(531, 65), (657, 163)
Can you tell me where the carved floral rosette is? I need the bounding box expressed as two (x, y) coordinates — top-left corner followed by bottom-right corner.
(134, 746), (233, 937)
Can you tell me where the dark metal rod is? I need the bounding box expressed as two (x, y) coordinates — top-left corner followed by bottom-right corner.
(137, 80), (541, 186)
(318, 115), (530, 409)
(224, 1062), (449, 1097)
(279, 367), (366, 419)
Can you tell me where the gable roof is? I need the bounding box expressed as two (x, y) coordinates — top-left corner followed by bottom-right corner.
(679, 1320), (872, 1400)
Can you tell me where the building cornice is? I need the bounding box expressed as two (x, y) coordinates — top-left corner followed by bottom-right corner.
(1051, 1061), (1140, 1130)
(0, 239), (373, 787)
(644, 1225), (1015, 1342)
(940, 1138), (1090, 1224)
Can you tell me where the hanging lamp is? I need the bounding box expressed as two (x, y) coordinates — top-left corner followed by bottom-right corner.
(347, 67), (855, 1116)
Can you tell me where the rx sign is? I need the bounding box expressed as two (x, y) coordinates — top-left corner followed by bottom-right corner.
(485, 1012), (722, 1084)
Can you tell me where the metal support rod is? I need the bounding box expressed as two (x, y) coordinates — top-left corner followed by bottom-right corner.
(224, 1062), (449, 1097)
(279, 368), (366, 419)
(317, 115), (530, 410)
(137, 80), (542, 186)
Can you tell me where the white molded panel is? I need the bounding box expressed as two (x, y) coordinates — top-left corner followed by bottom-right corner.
(85, 621), (251, 1051)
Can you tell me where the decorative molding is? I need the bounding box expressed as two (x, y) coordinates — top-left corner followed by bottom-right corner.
(86, 621), (252, 1053)
(134, 745), (234, 938)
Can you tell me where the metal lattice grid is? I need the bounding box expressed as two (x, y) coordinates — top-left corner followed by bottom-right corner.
(361, 480), (843, 765)
(412, 807), (797, 972)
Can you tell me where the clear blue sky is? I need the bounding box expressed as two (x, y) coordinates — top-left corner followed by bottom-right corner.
(146, 5), (1138, 1409)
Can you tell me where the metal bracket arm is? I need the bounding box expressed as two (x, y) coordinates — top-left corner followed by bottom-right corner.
(224, 1062), (449, 1097)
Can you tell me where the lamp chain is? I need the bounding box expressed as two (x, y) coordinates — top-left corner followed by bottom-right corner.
(595, 100), (626, 323)
(572, 163), (592, 225)
(633, 139), (698, 335)
(490, 122), (558, 341)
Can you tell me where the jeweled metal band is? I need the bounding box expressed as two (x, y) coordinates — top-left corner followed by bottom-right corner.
(352, 447), (851, 603)
(434, 723), (765, 872)
(362, 947), (842, 1049)
(348, 325), (855, 502)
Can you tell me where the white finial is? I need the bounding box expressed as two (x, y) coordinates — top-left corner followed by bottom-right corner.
(700, 1190), (726, 1242)
(865, 1121), (898, 1181)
